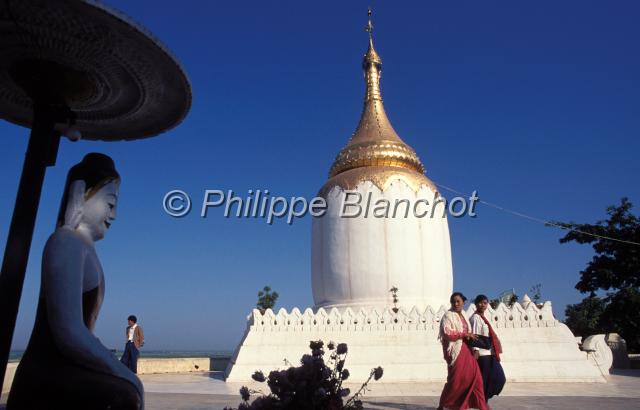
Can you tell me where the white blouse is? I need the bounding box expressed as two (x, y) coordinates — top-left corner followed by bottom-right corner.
(470, 314), (493, 357)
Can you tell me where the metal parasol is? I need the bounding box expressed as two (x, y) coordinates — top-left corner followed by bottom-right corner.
(0, 0), (192, 393)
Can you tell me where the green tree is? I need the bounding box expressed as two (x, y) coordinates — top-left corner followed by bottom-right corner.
(529, 283), (542, 304)
(257, 286), (279, 314)
(564, 296), (607, 337)
(556, 198), (640, 351)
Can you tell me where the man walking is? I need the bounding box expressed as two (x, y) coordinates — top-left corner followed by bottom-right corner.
(121, 315), (144, 373)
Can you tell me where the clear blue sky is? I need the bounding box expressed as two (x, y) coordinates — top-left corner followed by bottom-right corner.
(1, 0), (639, 351)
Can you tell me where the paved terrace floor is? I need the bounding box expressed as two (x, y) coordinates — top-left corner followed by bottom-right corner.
(140, 369), (640, 409)
(2, 369), (639, 409)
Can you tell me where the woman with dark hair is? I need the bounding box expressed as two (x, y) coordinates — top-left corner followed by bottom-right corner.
(470, 294), (506, 404)
(437, 292), (487, 410)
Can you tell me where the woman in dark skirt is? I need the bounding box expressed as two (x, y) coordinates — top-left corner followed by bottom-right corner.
(470, 294), (506, 404)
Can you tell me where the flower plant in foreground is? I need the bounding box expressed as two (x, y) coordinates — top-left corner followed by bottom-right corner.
(224, 340), (383, 409)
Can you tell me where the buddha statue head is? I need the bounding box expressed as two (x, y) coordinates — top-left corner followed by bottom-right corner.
(56, 153), (120, 242)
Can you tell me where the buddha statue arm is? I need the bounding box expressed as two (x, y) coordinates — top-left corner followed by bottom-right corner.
(42, 230), (143, 395)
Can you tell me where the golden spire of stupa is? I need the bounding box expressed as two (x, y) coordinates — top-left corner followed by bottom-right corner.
(328, 8), (425, 179)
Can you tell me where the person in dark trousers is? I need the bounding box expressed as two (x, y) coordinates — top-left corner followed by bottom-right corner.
(120, 315), (144, 373)
(471, 294), (506, 405)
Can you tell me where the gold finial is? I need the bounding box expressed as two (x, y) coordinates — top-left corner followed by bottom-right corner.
(325, 8), (426, 182)
(365, 7), (373, 38)
(363, 7), (380, 66)
(362, 7), (382, 102)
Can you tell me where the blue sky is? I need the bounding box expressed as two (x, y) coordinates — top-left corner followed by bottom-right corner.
(1, 0), (639, 351)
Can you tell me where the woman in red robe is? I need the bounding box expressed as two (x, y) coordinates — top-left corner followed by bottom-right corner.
(437, 292), (487, 410)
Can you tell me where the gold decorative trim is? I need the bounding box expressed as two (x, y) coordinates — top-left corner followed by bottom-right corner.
(319, 166), (438, 198)
(330, 140), (425, 177)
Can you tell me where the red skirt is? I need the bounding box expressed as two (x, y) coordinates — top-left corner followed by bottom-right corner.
(439, 343), (487, 410)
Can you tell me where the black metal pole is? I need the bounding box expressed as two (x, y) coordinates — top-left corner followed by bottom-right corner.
(0, 105), (62, 398)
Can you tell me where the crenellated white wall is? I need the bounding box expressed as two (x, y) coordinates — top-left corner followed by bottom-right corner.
(312, 180), (453, 311)
(225, 300), (609, 383)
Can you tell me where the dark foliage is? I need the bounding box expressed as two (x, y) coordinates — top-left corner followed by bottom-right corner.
(599, 287), (640, 350)
(224, 341), (383, 409)
(556, 198), (640, 351)
(257, 286), (279, 314)
(564, 296), (607, 337)
(556, 198), (639, 293)
(529, 283), (542, 304)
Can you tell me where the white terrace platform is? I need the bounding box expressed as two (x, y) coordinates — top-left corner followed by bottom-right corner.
(225, 299), (610, 383)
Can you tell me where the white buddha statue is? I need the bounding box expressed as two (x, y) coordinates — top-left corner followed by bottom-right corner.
(8, 153), (142, 409)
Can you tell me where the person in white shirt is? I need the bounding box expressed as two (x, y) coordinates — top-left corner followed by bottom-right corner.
(121, 315), (144, 373)
(470, 294), (506, 404)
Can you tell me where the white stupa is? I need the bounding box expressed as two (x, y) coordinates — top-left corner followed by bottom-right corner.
(225, 12), (612, 383)
(311, 21), (452, 312)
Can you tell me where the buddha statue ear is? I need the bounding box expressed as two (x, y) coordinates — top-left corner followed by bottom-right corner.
(62, 180), (86, 230)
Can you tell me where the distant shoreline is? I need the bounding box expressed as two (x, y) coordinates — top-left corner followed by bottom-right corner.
(9, 350), (232, 362)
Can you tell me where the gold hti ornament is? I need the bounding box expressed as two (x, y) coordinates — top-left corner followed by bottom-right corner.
(321, 9), (436, 196)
